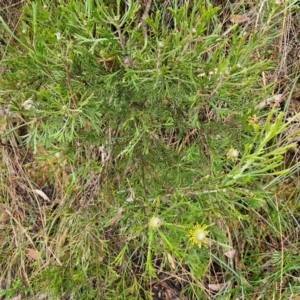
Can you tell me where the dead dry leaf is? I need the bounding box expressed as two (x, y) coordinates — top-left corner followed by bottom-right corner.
(11, 295), (22, 300)
(59, 228), (69, 247)
(197, 72), (206, 77)
(167, 253), (176, 270)
(206, 240), (213, 248)
(224, 248), (237, 259)
(25, 248), (41, 260)
(208, 283), (224, 291)
(230, 14), (248, 23)
(107, 207), (123, 226)
(126, 182), (135, 202)
(33, 189), (50, 202)
(97, 56), (117, 63)
(0, 204), (9, 224)
(255, 94), (284, 110)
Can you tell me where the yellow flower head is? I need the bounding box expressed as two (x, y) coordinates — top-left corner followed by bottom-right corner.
(149, 216), (162, 230)
(248, 115), (257, 124)
(226, 147), (239, 161)
(188, 223), (209, 248)
(247, 115), (260, 132)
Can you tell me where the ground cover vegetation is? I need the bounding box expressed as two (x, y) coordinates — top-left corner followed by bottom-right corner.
(0, 0), (300, 299)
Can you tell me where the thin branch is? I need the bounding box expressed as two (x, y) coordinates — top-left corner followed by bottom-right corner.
(115, 21), (126, 53)
(64, 61), (78, 108)
(140, 0), (152, 52)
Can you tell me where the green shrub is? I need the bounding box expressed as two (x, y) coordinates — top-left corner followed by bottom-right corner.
(1, 0), (299, 299)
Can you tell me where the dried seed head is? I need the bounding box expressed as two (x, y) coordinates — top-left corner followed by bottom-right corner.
(149, 217), (162, 229)
(22, 98), (33, 110)
(158, 42), (165, 48)
(54, 32), (61, 40)
(123, 56), (133, 68)
(227, 148), (239, 160)
(55, 152), (62, 159)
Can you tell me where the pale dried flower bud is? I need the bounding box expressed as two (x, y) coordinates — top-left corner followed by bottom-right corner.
(22, 98), (33, 110)
(54, 32), (61, 40)
(55, 152), (62, 159)
(123, 56), (133, 68)
(158, 42), (165, 48)
(149, 217), (162, 229)
(114, 15), (120, 22)
(227, 148), (239, 160)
